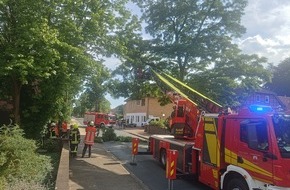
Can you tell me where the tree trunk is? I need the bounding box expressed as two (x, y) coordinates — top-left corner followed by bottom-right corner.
(12, 79), (22, 125)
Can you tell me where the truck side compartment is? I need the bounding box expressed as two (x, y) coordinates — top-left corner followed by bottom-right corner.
(150, 135), (195, 174)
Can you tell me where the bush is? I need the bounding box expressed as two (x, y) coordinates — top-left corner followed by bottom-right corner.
(41, 139), (62, 152)
(0, 124), (53, 189)
(6, 180), (49, 190)
(150, 119), (168, 129)
(101, 128), (117, 142)
(116, 136), (132, 142)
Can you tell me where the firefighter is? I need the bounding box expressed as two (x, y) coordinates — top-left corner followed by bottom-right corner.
(69, 124), (80, 157)
(81, 121), (97, 158)
(49, 122), (59, 139)
(61, 121), (68, 138)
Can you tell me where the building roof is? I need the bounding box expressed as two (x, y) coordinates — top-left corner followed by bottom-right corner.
(255, 88), (277, 95)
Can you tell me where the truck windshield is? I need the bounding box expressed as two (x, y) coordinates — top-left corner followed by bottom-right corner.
(108, 115), (116, 121)
(272, 114), (290, 158)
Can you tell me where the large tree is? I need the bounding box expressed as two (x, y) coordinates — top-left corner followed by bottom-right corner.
(134, 0), (248, 80)
(110, 0), (270, 107)
(0, 0), (141, 137)
(0, 0), (60, 124)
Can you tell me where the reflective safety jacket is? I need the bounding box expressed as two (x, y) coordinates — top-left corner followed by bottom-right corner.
(84, 126), (96, 145)
(70, 129), (80, 144)
(62, 122), (68, 133)
(50, 126), (59, 138)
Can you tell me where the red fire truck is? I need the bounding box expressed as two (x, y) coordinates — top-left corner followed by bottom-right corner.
(146, 69), (290, 190)
(83, 112), (116, 127)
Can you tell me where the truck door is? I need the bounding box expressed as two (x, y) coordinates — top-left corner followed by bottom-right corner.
(235, 119), (274, 183)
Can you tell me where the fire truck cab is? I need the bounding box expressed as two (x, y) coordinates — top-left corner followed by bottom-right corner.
(83, 112), (116, 128)
(218, 106), (290, 190)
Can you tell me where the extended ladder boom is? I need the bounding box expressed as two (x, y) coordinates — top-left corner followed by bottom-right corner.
(150, 68), (222, 113)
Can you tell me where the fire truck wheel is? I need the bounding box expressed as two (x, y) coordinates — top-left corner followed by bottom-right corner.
(160, 149), (167, 168)
(226, 178), (249, 190)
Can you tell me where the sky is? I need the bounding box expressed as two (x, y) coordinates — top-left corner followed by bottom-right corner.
(106, 0), (290, 109)
(239, 0), (290, 64)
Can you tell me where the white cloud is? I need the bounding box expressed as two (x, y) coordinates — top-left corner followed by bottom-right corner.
(239, 0), (290, 65)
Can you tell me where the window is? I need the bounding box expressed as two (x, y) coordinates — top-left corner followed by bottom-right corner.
(240, 120), (269, 151)
(265, 96), (269, 103)
(136, 100), (141, 106)
(256, 95), (260, 102)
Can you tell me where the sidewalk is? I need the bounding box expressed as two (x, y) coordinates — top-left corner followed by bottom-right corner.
(68, 127), (150, 190)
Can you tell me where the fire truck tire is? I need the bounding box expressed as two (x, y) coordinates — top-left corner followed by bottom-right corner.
(160, 149), (166, 168)
(226, 178), (249, 190)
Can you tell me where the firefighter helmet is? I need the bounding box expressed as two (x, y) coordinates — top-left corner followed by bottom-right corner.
(89, 121), (94, 126)
(51, 122), (56, 126)
(73, 124), (78, 129)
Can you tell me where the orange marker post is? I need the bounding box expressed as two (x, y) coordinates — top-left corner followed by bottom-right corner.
(166, 149), (178, 190)
(130, 138), (139, 165)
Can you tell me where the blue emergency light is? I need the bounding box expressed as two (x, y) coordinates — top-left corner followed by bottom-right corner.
(249, 105), (273, 113)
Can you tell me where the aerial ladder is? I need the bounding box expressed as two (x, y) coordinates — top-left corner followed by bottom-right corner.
(147, 68), (222, 139)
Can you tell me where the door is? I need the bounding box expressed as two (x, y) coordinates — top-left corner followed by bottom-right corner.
(235, 119), (274, 183)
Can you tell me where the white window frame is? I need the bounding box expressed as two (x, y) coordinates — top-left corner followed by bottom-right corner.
(265, 95), (269, 103)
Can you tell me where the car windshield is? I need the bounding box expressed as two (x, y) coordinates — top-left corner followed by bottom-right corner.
(145, 118), (152, 123)
(272, 114), (290, 158)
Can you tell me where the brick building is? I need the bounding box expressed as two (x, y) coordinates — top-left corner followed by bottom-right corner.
(123, 97), (174, 127)
(243, 89), (290, 112)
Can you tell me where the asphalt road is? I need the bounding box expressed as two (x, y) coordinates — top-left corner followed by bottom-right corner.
(103, 141), (212, 190)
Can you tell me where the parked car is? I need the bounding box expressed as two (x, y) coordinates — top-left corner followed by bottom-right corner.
(141, 117), (160, 127)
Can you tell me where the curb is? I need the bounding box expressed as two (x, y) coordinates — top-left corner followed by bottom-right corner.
(55, 141), (69, 190)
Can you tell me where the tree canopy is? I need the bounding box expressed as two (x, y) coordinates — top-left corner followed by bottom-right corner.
(0, 0), (141, 138)
(110, 0), (271, 107)
(265, 57), (290, 97)
(134, 0), (248, 80)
